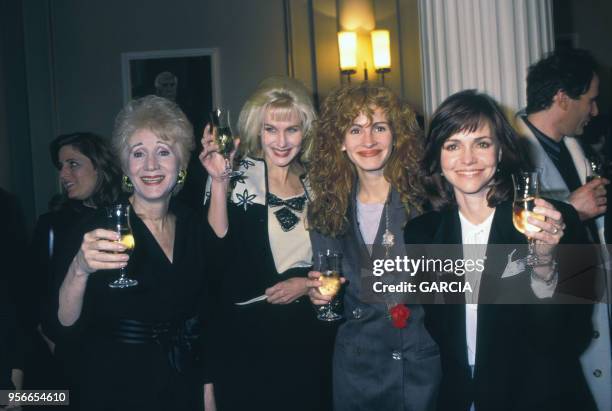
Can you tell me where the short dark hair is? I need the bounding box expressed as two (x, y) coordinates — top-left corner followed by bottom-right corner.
(50, 132), (122, 207)
(422, 90), (529, 211)
(526, 48), (598, 114)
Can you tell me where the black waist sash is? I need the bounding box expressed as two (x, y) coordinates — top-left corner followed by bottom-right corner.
(107, 317), (201, 374)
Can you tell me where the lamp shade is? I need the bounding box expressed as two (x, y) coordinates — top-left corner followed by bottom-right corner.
(338, 31), (357, 71)
(371, 30), (391, 70)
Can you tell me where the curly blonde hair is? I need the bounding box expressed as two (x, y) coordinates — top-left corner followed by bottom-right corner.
(306, 83), (424, 238)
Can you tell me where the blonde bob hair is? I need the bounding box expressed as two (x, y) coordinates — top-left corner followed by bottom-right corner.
(237, 76), (316, 160)
(112, 95), (194, 171)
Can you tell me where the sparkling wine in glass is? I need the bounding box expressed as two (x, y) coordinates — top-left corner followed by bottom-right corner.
(107, 204), (138, 288)
(210, 108), (239, 177)
(512, 172), (545, 266)
(586, 156), (604, 183)
(316, 250), (343, 322)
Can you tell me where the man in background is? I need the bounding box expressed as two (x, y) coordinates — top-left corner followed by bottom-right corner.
(517, 48), (611, 411)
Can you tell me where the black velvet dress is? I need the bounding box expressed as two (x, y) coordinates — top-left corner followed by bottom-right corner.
(47, 202), (212, 411)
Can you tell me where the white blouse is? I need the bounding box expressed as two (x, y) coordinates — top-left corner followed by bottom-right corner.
(267, 195), (312, 274)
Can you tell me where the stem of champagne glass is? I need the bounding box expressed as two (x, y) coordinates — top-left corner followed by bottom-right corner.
(528, 237), (539, 265)
(119, 266), (127, 280)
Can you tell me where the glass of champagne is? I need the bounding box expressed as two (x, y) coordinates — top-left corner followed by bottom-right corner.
(512, 172), (545, 266)
(586, 156), (603, 182)
(209, 108), (239, 177)
(107, 204), (138, 288)
(316, 250), (343, 321)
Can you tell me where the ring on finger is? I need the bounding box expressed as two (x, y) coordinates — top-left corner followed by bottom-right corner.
(551, 226), (559, 234)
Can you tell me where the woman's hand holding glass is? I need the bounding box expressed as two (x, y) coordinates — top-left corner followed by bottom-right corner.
(523, 198), (566, 281)
(199, 123), (240, 181)
(306, 271), (344, 305)
(306, 253), (347, 322)
(72, 228), (129, 277)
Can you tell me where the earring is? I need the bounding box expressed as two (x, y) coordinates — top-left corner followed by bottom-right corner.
(177, 169), (187, 186)
(172, 169), (187, 196)
(122, 175), (134, 193)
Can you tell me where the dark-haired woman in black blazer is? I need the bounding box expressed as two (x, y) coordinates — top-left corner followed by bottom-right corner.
(405, 90), (597, 411)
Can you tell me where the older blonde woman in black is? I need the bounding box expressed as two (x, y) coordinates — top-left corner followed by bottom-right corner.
(50, 95), (214, 411)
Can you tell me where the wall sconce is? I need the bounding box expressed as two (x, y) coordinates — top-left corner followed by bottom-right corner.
(338, 31), (357, 83)
(337, 29), (392, 85)
(371, 30), (391, 84)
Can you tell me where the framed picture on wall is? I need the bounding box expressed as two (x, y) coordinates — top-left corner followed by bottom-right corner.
(121, 48), (221, 212)
(121, 48), (221, 136)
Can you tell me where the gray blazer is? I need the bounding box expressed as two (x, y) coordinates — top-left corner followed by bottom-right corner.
(516, 114), (586, 202)
(310, 188), (441, 411)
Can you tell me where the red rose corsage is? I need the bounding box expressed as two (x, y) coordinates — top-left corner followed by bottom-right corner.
(389, 304), (411, 329)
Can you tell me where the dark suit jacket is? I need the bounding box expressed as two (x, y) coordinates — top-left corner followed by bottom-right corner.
(404, 200), (597, 411)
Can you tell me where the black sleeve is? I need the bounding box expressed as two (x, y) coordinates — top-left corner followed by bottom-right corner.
(198, 214), (222, 385)
(404, 214), (444, 304)
(41, 211), (100, 344)
(27, 215), (55, 330)
(551, 199), (602, 302)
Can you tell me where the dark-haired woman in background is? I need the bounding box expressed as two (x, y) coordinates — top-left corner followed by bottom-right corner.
(34, 133), (122, 313)
(27, 133), (121, 394)
(404, 90), (596, 411)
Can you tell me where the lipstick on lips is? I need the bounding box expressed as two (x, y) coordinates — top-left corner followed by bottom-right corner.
(454, 169), (483, 176)
(271, 147), (292, 158)
(141, 175), (166, 185)
(357, 149), (382, 157)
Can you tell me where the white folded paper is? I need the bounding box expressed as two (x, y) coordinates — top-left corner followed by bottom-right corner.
(234, 294), (267, 306)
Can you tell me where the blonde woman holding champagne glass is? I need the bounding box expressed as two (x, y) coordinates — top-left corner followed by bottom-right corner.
(49, 95), (216, 411)
(199, 77), (335, 411)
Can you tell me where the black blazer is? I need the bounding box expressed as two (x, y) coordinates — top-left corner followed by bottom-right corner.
(404, 200), (597, 411)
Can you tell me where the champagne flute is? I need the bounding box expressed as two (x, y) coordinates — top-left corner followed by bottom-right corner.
(512, 172), (545, 266)
(107, 204), (138, 288)
(586, 156), (604, 182)
(316, 250), (343, 322)
(209, 108), (239, 177)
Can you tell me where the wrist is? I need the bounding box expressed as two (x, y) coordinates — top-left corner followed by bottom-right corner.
(300, 280), (310, 296)
(70, 258), (91, 280)
(210, 177), (230, 192)
(531, 259), (557, 285)
(534, 254), (554, 265)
